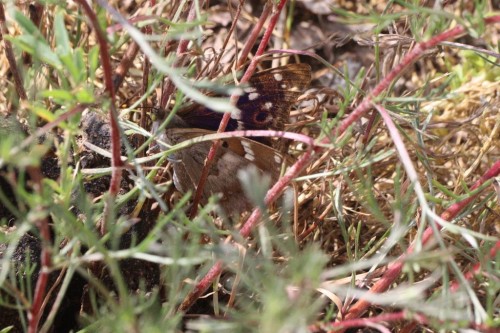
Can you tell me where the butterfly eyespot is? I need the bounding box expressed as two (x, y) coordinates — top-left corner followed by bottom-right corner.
(254, 111), (269, 123)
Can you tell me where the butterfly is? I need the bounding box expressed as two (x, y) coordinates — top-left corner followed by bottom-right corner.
(157, 63), (312, 215)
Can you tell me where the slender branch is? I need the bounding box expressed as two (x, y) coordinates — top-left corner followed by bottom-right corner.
(212, 0), (244, 72)
(76, 1), (115, 100)
(239, 148), (315, 237)
(178, 261), (224, 312)
(335, 15), (500, 139)
(76, 0), (122, 235)
(139, 24), (152, 157)
(450, 240), (500, 292)
(236, 1), (271, 69)
(160, 0), (206, 109)
(113, 40), (140, 91)
(26, 168), (52, 333)
(311, 310), (499, 333)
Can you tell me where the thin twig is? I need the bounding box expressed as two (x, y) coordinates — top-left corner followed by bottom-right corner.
(160, 0), (206, 109)
(312, 309), (499, 333)
(26, 168), (52, 333)
(76, 0), (122, 235)
(236, 1), (271, 69)
(211, 0), (244, 73)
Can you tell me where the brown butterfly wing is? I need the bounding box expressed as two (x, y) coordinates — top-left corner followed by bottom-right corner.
(235, 63), (312, 132)
(160, 128), (285, 214)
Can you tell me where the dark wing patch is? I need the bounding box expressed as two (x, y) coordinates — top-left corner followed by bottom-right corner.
(176, 63), (312, 134)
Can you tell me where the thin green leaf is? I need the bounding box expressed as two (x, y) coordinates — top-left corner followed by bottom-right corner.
(38, 89), (75, 104)
(59, 53), (80, 83)
(54, 10), (71, 55)
(13, 10), (39, 35)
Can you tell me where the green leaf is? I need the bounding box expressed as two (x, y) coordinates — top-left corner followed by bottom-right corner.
(54, 11), (71, 55)
(30, 106), (56, 123)
(74, 48), (87, 82)
(59, 53), (80, 84)
(88, 45), (100, 80)
(13, 10), (39, 35)
(75, 89), (94, 103)
(6, 34), (35, 54)
(12, 35), (62, 69)
(0, 325), (14, 332)
(39, 89), (75, 104)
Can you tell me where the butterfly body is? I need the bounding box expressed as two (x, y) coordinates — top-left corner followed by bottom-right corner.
(159, 63), (311, 214)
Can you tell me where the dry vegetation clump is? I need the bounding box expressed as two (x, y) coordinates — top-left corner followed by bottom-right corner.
(0, 1), (499, 332)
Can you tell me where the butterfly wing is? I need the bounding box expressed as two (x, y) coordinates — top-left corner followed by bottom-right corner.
(159, 128), (285, 214)
(177, 63), (311, 133)
(235, 63), (312, 132)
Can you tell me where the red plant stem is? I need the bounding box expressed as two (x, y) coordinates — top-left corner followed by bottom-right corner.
(441, 160), (500, 221)
(333, 18), (500, 321)
(399, 321), (419, 333)
(181, 0), (291, 306)
(335, 15), (500, 139)
(236, 1), (271, 69)
(140, 19), (153, 156)
(77, 0), (122, 234)
(0, 2), (28, 101)
(310, 309), (499, 333)
(140, 56), (151, 130)
(337, 15), (500, 319)
(240, 148), (315, 237)
(344, 161), (500, 322)
(76, 0), (115, 100)
(179, 150), (316, 311)
(176, 1), (199, 61)
(113, 40), (140, 91)
(450, 240), (500, 292)
(26, 168), (52, 333)
(160, 1), (205, 109)
(318, 310), (415, 331)
(178, 261), (224, 312)
(189, 0), (289, 218)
